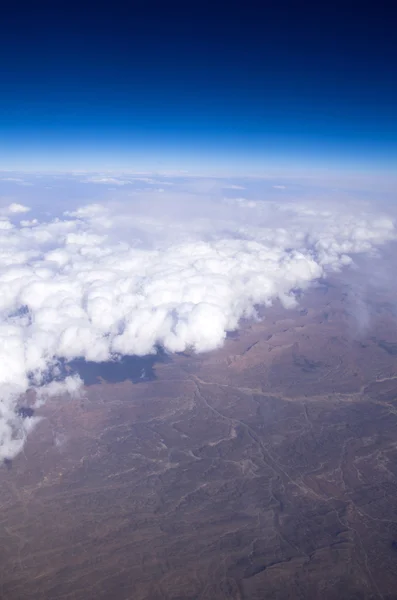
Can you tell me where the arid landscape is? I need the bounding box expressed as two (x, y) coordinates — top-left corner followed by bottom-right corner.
(2, 0), (397, 597)
(2, 275), (397, 599)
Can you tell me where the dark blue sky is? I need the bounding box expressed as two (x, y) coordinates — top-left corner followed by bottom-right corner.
(1, 2), (396, 171)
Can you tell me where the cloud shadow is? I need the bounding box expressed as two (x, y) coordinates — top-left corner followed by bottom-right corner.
(66, 349), (170, 386)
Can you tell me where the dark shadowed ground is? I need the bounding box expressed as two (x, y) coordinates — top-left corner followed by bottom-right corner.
(68, 349), (169, 385)
(2, 274), (397, 599)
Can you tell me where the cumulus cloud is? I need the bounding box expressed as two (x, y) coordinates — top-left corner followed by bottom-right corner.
(7, 203), (31, 214)
(0, 177), (395, 459)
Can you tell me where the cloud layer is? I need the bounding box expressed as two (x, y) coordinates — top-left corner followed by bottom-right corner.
(0, 176), (395, 459)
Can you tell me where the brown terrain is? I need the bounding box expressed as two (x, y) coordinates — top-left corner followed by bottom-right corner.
(2, 275), (397, 599)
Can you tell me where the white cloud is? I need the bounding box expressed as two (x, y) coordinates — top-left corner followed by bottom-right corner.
(273, 185), (286, 189)
(82, 176), (131, 186)
(0, 220), (14, 230)
(1, 178), (33, 187)
(36, 374), (83, 404)
(20, 219), (38, 227)
(7, 203), (31, 214)
(0, 177), (395, 460)
(224, 197), (257, 208)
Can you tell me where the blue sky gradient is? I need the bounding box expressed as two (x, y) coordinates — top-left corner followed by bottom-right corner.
(1, 3), (396, 173)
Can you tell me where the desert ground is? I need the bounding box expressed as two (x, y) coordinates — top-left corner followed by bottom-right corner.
(2, 275), (397, 599)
